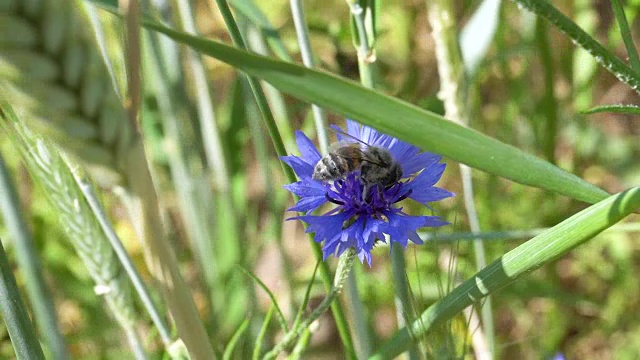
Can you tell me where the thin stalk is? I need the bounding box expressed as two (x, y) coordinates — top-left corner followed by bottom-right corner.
(123, 324), (149, 360)
(72, 172), (174, 348)
(208, 1), (356, 358)
(345, 1), (399, 357)
(611, 0), (640, 75)
(244, 25), (296, 152)
(174, 0), (230, 190)
(346, 0), (375, 89)
(0, 154), (69, 360)
(289, 328), (312, 359)
(535, 19), (558, 164)
(252, 306), (274, 360)
(263, 249), (356, 360)
(0, 237), (45, 359)
(244, 24), (297, 315)
(390, 244), (417, 359)
(426, 0), (494, 357)
(143, 29), (217, 330)
(290, 0), (329, 153)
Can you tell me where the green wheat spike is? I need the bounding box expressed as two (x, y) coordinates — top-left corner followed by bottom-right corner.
(2, 111), (138, 340)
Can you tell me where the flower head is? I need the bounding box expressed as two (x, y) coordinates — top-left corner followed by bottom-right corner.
(281, 120), (454, 265)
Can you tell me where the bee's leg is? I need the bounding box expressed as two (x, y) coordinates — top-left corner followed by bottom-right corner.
(362, 183), (372, 203)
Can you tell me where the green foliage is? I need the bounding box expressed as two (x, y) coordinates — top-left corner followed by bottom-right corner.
(1, 0), (640, 359)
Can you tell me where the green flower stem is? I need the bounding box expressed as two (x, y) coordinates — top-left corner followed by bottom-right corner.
(0, 237), (45, 360)
(344, 1), (377, 357)
(0, 154), (69, 360)
(210, 1), (356, 357)
(263, 249), (356, 360)
(290, 0), (329, 152)
(71, 171), (174, 349)
(511, 0), (640, 94)
(426, 0), (494, 355)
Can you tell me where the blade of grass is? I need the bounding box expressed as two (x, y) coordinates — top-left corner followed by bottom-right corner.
(0, 236), (45, 360)
(136, 18), (611, 206)
(222, 318), (250, 360)
(611, 0), (640, 75)
(239, 267), (288, 332)
(0, 154), (69, 359)
(371, 187), (640, 359)
(252, 306), (274, 360)
(582, 104), (640, 115)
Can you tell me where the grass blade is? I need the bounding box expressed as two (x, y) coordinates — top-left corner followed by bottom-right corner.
(252, 306), (274, 360)
(371, 187), (640, 359)
(582, 104), (640, 115)
(239, 267), (288, 332)
(138, 18), (610, 205)
(0, 154), (69, 359)
(0, 236), (45, 360)
(222, 318), (250, 360)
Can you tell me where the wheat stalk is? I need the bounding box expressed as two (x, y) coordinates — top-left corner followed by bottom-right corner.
(1, 2), (214, 358)
(0, 108), (145, 356)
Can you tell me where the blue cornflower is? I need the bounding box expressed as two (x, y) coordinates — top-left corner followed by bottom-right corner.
(281, 120), (454, 265)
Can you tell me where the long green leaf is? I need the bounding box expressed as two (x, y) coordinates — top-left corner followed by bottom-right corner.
(138, 18), (610, 204)
(582, 104), (640, 115)
(370, 187), (640, 359)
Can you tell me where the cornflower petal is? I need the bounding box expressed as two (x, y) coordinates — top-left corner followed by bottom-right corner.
(295, 130), (322, 165)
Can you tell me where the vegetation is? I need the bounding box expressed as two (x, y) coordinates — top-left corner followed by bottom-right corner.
(1, 0), (640, 358)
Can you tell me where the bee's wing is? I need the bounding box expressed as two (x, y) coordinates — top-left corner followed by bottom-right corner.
(328, 126), (372, 148)
(333, 144), (389, 168)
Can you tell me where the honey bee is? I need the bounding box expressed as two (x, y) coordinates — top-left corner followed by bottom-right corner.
(312, 130), (403, 192)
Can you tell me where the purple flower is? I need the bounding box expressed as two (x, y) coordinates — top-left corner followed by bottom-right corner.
(281, 120), (454, 265)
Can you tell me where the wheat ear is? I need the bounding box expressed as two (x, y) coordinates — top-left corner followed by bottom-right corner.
(1, 1), (213, 358)
(0, 106), (145, 357)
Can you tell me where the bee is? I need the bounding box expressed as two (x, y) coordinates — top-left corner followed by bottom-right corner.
(312, 130), (403, 192)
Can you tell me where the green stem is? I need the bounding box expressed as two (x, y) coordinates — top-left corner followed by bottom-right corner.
(535, 19), (558, 165)
(0, 154), (69, 359)
(426, 0), (494, 355)
(211, 1), (356, 357)
(344, 1), (378, 357)
(290, 0), (329, 152)
(73, 172), (174, 348)
(263, 249), (356, 360)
